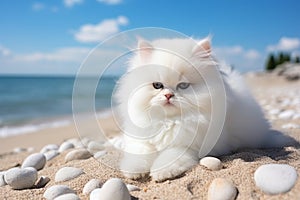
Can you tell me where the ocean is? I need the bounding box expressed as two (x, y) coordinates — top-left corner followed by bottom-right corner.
(0, 76), (118, 137)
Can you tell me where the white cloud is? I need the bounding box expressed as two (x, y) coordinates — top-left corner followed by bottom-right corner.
(214, 46), (260, 60)
(0, 45), (11, 56)
(32, 3), (59, 12)
(0, 46), (125, 75)
(214, 45), (262, 71)
(267, 37), (300, 52)
(96, 0), (122, 5)
(14, 47), (90, 62)
(74, 16), (129, 43)
(32, 2), (45, 11)
(244, 49), (260, 59)
(64, 0), (84, 8)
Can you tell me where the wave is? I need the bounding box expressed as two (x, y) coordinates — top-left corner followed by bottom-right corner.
(0, 120), (71, 138)
(0, 109), (113, 138)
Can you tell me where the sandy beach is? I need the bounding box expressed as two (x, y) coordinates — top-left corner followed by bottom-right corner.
(0, 73), (299, 200)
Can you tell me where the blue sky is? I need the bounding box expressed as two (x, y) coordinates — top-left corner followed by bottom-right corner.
(0, 0), (300, 75)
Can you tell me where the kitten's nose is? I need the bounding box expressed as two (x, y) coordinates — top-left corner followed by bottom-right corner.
(165, 93), (174, 100)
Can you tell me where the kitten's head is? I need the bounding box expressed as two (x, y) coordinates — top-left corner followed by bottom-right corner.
(115, 37), (216, 128)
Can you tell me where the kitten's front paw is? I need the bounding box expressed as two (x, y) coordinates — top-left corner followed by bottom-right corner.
(122, 172), (149, 180)
(150, 167), (185, 182)
(120, 153), (154, 180)
(150, 149), (198, 182)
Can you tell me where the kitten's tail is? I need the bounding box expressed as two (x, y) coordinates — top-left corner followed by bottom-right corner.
(262, 130), (298, 148)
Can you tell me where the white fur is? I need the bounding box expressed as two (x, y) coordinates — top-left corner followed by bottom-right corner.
(114, 37), (294, 182)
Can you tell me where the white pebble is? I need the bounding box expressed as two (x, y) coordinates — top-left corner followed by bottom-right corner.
(126, 184), (140, 192)
(90, 188), (102, 200)
(93, 150), (107, 159)
(40, 144), (59, 154)
(27, 147), (35, 152)
(58, 141), (74, 153)
(81, 137), (91, 146)
(21, 153), (46, 170)
(44, 150), (60, 161)
(207, 178), (237, 200)
(55, 167), (84, 182)
(281, 123), (300, 129)
(89, 178), (130, 200)
(0, 173), (7, 186)
(278, 110), (295, 120)
(53, 193), (80, 200)
(280, 99), (291, 107)
(4, 167), (37, 190)
(254, 164), (297, 195)
(36, 176), (51, 188)
(65, 149), (92, 162)
(87, 141), (105, 153)
(66, 138), (81, 147)
(13, 147), (27, 153)
(83, 179), (102, 195)
(43, 185), (76, 200)
(200, 157), (222, 171)
(293, 113), (300, 120)
(268, 109), (280, 115)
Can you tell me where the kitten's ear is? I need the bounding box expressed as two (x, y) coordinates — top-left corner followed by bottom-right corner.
(137, 39), (153, 60)
(192, 36), (211, 58)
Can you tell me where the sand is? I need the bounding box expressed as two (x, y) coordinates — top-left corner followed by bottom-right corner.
(0, 73), (299, 200)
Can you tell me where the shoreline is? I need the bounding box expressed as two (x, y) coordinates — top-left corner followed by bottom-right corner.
(0, 108), (113, 139)
(0, 109), (118, 154)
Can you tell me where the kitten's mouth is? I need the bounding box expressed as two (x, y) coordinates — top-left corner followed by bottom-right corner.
(164, 101), (175, 106)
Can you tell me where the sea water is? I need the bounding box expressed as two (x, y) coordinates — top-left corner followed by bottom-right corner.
(0, 76), (118, 137)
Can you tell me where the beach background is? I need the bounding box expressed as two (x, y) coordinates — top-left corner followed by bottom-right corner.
(1, 0), (300, 199)
(0, 73), (299, 199)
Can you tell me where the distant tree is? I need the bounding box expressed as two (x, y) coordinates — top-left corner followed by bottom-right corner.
(266, 54), (276, 71)
(295, 56), (300, 63)
(284, 53), (291, 62)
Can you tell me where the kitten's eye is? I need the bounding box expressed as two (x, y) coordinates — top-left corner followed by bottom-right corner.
(177, 82), (190, 90)
(152, 82), (164, 89)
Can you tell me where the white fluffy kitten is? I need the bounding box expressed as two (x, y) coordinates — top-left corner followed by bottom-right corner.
(114, 37), (293, 182)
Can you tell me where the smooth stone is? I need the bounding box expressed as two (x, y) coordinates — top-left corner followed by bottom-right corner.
(268, 109), (280, 115)
(13, 147), (27, 153)
(81, 137), (91, 146)
(27, 147), (35, 152)
(278, 110), (295, 119)
(58, 141), (75, 153)
(21, 153), (46, 170)
(44, 150), (60, 161)
(87, 141), (105, 153)
(66, 138), (84, 148)
(36, 176), (51, 188)
(53, 193), (80, 200)
(293, 113), (300, 120)
(0, 174), (7, 186)
(281, 123), (300, 129)
(65, 149), (92, 162)
(254, 164), (298, 195)
(200, 157), (222, 171)
(4, 167), (38, 190)
(93, 150), (107, 159)
(43, 185), (76, 200)
(90, 188), (102, 200)
(90, 178), (130, 200)
(66, 138), (80, 145)
(40, 144), (59, 154)
(207, 178), (237, 200)
(82, 179), (102, 195)
(55, 167), (84, 182)
(126, 184), (140, 192)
